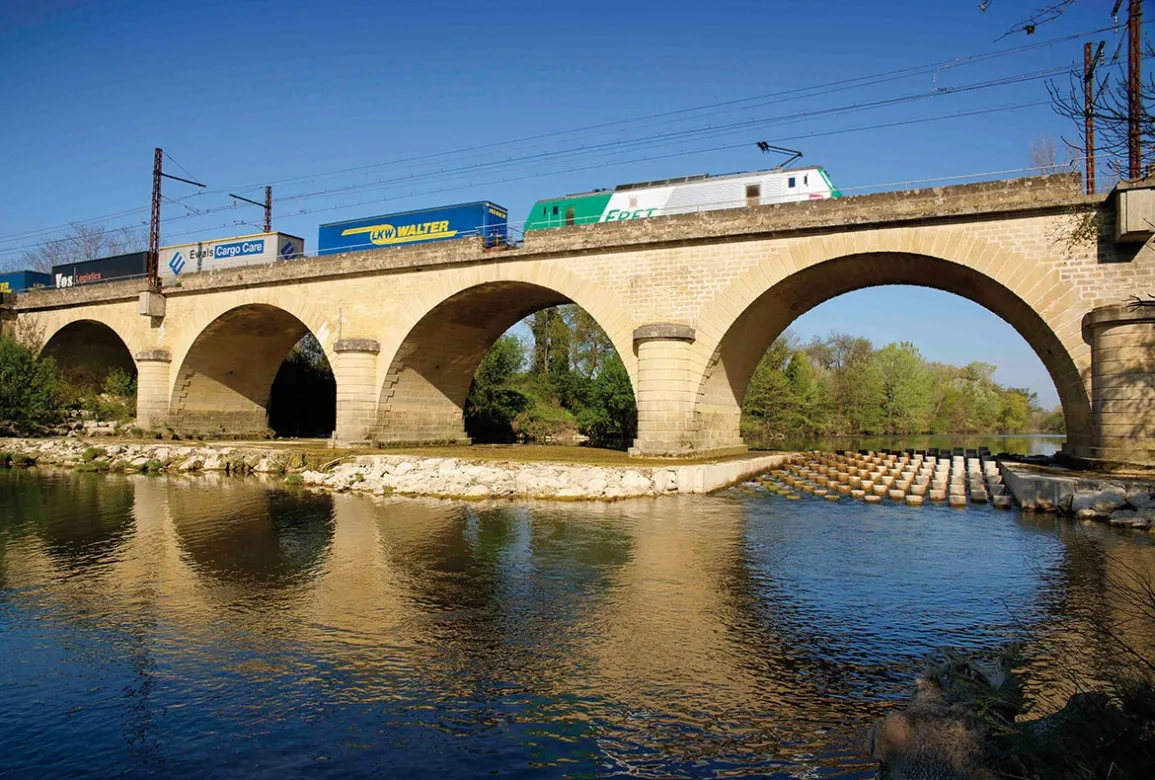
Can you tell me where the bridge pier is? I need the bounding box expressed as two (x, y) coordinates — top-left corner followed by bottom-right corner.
(629, 324), (702, 458)
(134, 350), (171, 432)
(333, 339), (381, 447)
(1084, 304), (1155, 464)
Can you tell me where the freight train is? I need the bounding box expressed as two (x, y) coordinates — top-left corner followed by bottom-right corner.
(5, 165), (837, 289)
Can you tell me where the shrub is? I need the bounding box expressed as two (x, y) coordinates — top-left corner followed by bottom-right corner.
(142, 460), (164, 473)
(75, 459), (110, 473)
(81, 447), (105, 463)
(513, 399), (579, 443)
(102, 368), (136, 398)
(0, 335), (67, 434)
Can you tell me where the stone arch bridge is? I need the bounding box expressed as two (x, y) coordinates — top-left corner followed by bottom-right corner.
(6, 175), (1154, 463)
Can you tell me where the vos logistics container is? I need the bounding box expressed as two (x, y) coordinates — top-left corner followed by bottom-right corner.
(53, 251), (148, 288)
(0, 270), (53, 294)
(159, 232), (305, 281)
(317, 201), (508, 256)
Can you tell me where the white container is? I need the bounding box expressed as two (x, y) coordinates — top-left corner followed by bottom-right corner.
(159, 232), (305, 281)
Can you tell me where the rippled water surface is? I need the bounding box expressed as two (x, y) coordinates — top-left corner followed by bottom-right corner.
(1, 467), (1152, 778)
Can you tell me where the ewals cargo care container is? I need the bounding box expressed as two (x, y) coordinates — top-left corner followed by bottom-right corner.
(317, 201), (508, 256)
(0, 270), (53, 294)
(159, 232), (305, 281)
(53, 251), (148, 288)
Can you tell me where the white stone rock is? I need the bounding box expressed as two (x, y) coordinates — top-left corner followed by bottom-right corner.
(652, 470), (675, 493)
(437, 459), (459, 475)
(1072, 487), (1128, 518)
(394, 462), (415, 476)
(464, 483), (490, 498)
(584, 477), (608, 495)
(1110, 508), (1151, 529)
(621, 470), (651, 491)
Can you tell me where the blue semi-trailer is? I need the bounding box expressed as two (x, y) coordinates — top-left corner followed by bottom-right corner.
(0, 270), (53, 294)
(317, 201), (508, 256)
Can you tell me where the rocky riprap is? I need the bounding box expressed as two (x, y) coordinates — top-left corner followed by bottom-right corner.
(299, 455), (682, 500)
(1060, 486), (1155, 529)
(0, 438), (686, 501)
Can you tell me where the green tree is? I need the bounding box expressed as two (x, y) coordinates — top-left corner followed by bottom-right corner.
(742, 334), (796, 434)
(784, 349), (825, 434)
(463, 334), (530, 441)
(0, 334), (66, 434)
(576, 355), (637, 447)
(997, 388), (1035, 434)
(874, 341), (932, 434)
(807, 332), (879, 433)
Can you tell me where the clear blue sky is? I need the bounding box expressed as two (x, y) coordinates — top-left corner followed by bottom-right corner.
(0, 0), (1131, 407)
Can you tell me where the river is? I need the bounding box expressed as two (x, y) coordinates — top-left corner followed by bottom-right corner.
(0, 465), (1151, 778)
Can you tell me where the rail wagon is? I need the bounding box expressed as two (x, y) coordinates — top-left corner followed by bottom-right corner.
(524, 166), (840, 231)
(318, 201), (508, 256)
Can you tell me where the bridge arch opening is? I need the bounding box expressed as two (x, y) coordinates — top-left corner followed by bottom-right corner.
(169, 304), (335, 439)
(376, 282), (636, 447)
(696, 252), (1091, 454)
(41, 320), (136, 389)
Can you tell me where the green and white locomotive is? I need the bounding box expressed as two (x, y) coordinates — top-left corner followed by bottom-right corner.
(524, 166), (840, 231)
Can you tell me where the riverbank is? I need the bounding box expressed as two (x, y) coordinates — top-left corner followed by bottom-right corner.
(0, 437), (790, 500)
(999, 460), (1155, 530)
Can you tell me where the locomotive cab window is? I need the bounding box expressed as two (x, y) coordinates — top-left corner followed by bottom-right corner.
(552, 205), (559, 215)
(804, 175), (809, 185)
(745, 184), (761, 206)
(788, 177), (796, 188)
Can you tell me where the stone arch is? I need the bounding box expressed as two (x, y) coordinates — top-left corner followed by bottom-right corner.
(692, 233), (1092, 454)
(167, 303), (334, 437)
(41, 319), (137, 387)
(374, 267), (636, 444)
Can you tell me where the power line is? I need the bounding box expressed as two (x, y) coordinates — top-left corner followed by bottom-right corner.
(0, 96), (1058, 260)
(0, 37), (1122, 256)
(7, 100), (1046, 255)
(0, 21), (1112, 249)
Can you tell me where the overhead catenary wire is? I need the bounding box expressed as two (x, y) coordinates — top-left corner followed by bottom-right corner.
(49, 100), (1054, 252)
(0, 62), (1088, 260)
(0, 23), (1118, 247)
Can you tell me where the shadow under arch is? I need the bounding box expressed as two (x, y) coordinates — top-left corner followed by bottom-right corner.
(375, 281), (636, 444)
(695, 252), (1092, 452)
(41, 319), (136, 387)
(168, 303), (334, 437)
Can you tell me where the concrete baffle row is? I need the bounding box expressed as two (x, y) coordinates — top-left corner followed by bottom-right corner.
(753, 450), (1015, 509)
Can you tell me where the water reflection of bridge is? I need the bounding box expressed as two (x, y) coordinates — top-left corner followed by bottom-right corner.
(2, 473), (1151, 771)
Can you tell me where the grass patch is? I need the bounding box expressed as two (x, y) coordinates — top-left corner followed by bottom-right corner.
(371, 443), (762, 467)
(81, 446), (106, 463)
(75, 458), (110, 473)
